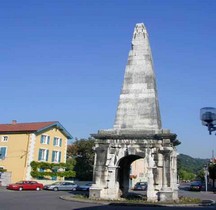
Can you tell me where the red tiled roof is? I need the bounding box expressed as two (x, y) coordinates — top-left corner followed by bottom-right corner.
(0, 121), (58, 133)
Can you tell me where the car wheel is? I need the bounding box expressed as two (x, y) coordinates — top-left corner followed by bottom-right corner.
(72, 187), (76, 191)
(53, 187), (58, 191)
(36, 187), (40, 191)
(19, 187), (23, 191)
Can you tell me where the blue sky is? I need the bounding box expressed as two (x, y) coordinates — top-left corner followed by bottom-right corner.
(1, 0), (216, 158)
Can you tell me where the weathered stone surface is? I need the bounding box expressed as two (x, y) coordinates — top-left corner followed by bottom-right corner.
(113, 23), (161, 131)
(92, 129), (177, 141)
(90, 23), (179, 202)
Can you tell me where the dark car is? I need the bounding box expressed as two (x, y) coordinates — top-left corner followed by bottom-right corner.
(133, 182), (147, 191)
(76, 183), (92, 191)
(7, 181), (43, 191)
(43, 182), (77, 191)
(189, 181), (203, 191)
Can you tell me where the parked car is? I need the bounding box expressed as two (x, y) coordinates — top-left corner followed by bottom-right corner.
(133, 182), (147, 191)
(189, 181), (203, 191)
(7, 181), (43, 191)
(43, 181), (77, 191)
(76, 183), (92, 191)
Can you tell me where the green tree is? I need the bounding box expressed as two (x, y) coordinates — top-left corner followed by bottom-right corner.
(177, 154), (209, 183)
(67, 138), (95, 181)
(208, 163), (216, 188)
(179, 169), (195, 181)
(196, 169), (205, 182)
(66, 158), (76, 171)
(177, 154), (208, 174)
(67, 142), (79, 158)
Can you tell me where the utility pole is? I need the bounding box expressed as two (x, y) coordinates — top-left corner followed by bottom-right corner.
(204, 165), (209, 192)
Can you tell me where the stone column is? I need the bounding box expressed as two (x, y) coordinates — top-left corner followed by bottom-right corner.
(162, 150), (171, 190)
(158, 147), (173, 202)
(154, 152), (163, 191)
(146, 148), (157, 202)
(170, 149), (179, 200)
(89, 144), (108, 199)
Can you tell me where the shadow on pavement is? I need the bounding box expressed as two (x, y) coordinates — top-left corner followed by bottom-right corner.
(72, 205), (203, 210)
(65, 191), (206, 210)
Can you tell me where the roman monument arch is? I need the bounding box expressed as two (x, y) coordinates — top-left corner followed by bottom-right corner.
(89, 23), (180, 202)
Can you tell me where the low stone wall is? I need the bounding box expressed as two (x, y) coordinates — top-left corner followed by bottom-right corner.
(0, 172), (11, 186)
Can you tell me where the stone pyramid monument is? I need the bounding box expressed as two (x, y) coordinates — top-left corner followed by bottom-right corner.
(90, 23), (180, 202)
(114, 23), (161, 132)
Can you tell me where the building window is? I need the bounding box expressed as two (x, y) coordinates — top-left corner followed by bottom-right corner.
(0, 167), (4, 178)
(40, 135), (50, 145)
(38, 149), (49, 161)
(52, 151), (61, 163)
(53, 137), (62, 147)
(1, 136), (8, 142)
(0, 147), (6, 160)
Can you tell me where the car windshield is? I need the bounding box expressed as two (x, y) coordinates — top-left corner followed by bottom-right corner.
(52, 182), (61, 185)
(191, 181), (201, 185)
(135, 182), (146, 186)
(15, 181), (24, 184)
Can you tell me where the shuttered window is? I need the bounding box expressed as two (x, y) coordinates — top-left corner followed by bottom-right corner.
(52, 151), (61, 163)
(38, 149), (49, 161)
(40, 135), (50, 145)
(0, 147), (6, 159)
(53, 137), (62, 147)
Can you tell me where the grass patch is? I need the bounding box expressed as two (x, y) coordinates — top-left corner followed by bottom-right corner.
(73, 194), (89, 199)
(178, 196), (201, 204)
(72, 194), (201, 205)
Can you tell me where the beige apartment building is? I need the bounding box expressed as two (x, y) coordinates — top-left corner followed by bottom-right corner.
(0, 120), (72, 184)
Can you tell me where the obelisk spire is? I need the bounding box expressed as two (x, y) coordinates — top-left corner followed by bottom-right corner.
(113, 23), (161, 131)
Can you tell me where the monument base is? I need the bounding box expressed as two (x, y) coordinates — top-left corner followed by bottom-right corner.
(89, 187), (102, 199)
(158, 190), (179, 202)
(89, 186), (120, 200)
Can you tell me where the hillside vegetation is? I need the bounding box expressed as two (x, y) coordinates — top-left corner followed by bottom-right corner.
(178, 154), (209, 173)
(178, 154), (209, 180)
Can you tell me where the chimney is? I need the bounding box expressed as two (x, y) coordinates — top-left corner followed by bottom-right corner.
(12, 120), (17, 124)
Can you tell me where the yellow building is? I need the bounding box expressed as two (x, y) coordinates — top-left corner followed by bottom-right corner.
(130, 159), (148, 188)
(0, 120), (72, 184)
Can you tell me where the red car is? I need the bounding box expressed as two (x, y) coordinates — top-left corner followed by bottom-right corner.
(7, 181), (43, 191)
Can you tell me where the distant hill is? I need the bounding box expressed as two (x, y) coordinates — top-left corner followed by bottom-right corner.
(178, 154), (209, 174)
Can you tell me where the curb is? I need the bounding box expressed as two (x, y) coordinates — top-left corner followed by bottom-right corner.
(201, 200), (216, 206)
(59, 195), (110, 205)
(59, 195), (213, 207)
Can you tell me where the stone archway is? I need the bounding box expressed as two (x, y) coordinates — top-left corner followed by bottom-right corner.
(117, 155), (143, 197)
(89, 132), (180, 202)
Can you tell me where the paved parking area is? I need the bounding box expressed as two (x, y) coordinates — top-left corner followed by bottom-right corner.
(1, 186), (216, 210)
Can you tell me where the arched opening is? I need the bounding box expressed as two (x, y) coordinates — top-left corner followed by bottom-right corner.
(117, 155), (144, 197)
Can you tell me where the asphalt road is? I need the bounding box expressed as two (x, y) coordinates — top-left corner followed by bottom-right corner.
(0, 189), (98, 210)
(179, 182), (216, 201)
(0, 187), (215, 210)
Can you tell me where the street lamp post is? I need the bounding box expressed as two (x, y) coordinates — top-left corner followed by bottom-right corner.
(200, 107), (216, 135)
(204, 165), (209, 192)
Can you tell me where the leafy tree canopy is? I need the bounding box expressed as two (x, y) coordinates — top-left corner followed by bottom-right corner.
(178, 154), (209, 181)
(67, 138), (95, 181)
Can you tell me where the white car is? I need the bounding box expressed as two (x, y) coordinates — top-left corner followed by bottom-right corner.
(43, 182), (77, 191)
